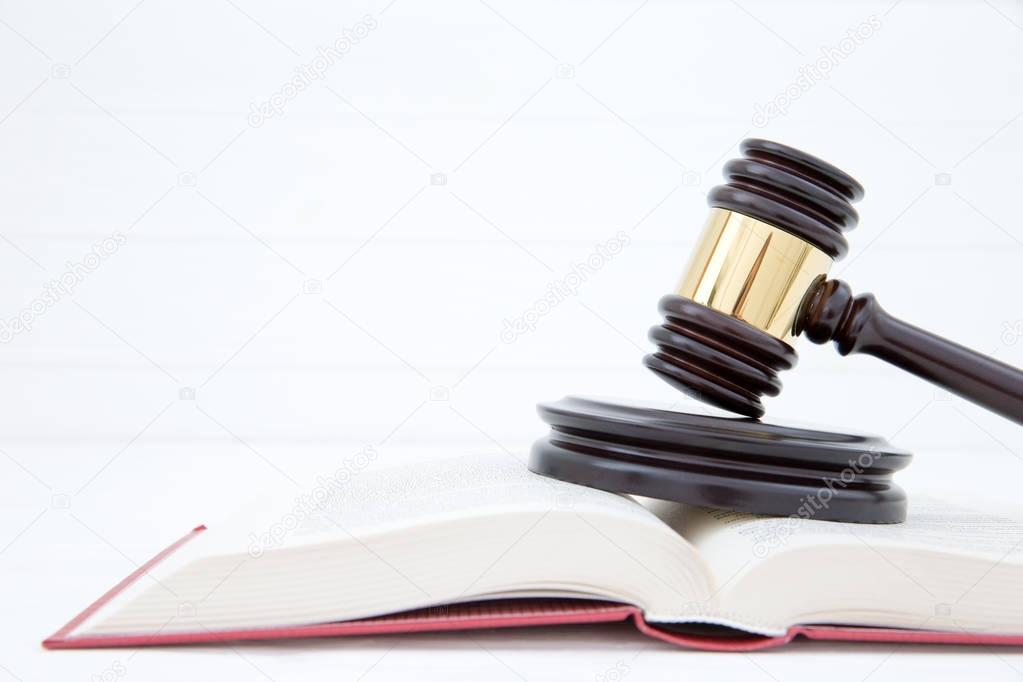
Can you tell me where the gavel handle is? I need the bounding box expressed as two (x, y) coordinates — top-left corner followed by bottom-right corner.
(798, 279), (1023, 425)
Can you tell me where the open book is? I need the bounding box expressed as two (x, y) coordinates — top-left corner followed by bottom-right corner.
(46, 454), (1023, 650)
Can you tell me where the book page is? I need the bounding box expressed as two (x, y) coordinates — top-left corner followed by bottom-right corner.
(635, 496), (1023, 633)
(74, 454), (674, 636)
(678, 496), (1023, 588)
(232, 453), (664, 556)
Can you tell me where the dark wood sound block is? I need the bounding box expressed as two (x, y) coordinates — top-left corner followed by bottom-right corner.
(528, 396), (912, 524)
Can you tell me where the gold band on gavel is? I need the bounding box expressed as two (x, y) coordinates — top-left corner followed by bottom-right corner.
(675, 208), (833, 344)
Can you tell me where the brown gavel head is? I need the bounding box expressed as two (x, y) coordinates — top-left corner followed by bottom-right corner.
(644, 139), (865, 418)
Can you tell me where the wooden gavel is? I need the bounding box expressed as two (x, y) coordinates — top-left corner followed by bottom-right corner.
(644, 139), (1023, 423)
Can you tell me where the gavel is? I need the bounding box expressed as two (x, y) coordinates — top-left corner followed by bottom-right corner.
(644, 138), (1023, 423)
(529, 138), (1020, 524)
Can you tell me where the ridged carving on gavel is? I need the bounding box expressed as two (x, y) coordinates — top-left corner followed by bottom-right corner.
(645, 295), (795, 417)
(646, 138), (1023, 423)
(707, 138), (863, 258)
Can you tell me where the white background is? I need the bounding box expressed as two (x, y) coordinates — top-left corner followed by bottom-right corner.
(2, 0), (1023, 679)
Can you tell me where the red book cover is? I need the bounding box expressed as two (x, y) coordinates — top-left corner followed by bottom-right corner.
(44, 526), (1023, 651)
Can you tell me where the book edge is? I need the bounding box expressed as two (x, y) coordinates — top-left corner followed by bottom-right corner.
(44, 524), (208, 647)
(43, 526), (1023, 651)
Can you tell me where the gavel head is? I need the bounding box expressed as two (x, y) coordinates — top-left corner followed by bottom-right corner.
(644, 138), (864, 418)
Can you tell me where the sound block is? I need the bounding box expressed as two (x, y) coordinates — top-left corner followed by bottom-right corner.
(528, 396), (912, 523)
